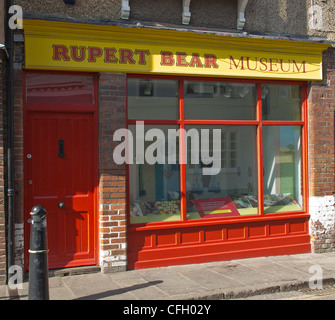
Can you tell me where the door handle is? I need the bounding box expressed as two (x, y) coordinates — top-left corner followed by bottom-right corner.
(58, 202), (65, 209)
(58, 139), (66, 158)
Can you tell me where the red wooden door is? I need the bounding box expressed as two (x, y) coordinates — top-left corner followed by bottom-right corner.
(25, 112), (96, 269)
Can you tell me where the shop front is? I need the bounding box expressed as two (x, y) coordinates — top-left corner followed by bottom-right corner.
(22, 19), (329, 271)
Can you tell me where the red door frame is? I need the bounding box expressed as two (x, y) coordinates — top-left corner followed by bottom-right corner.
(23, 70), (100, 270)
(126, 74), (310, 269)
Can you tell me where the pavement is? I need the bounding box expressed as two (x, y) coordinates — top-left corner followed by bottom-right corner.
(1, 252), (335, 301)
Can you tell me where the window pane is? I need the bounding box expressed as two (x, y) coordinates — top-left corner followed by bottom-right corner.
(26, 73), (95, 105)
(184, 81), (256, 120)
(185, 125), (258, 220)
(128, 79), (179, 119)
(262, 84), (301, 121)
(128, 125), (181, 224)
(263, 126), (303, 213)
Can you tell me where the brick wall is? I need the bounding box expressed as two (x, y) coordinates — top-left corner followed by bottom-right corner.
(308, 47), (335, 253)
(0, 58), (6, 284)
(13, 65), (24, 267)
(15, 0), (121, 21)
(98, 73), (127, 272)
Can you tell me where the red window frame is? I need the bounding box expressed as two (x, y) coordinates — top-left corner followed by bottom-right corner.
(126, 74), (308, 230)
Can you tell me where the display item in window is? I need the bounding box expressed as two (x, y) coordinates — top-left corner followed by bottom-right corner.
(140, 202), (160, 215)
(130, 202), (143, 217)
(156, 201), (180, 215)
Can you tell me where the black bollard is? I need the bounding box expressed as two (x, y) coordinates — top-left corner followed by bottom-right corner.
(28, 205), (49, 300)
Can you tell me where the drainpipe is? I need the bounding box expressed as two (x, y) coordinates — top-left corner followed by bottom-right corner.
(5, 0), (15, 278)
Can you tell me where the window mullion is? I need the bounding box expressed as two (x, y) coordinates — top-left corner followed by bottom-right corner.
(301, 83), (308, 212)
(256, 83), (264, 216)
(179, 80), (187, 222)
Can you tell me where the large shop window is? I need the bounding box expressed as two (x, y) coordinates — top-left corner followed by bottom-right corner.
(127, 77), (306, 225)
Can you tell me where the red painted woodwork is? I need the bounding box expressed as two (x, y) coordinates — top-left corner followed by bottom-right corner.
(25, 72), (95, 105)
(126, 74), (311, 270)
(25, 111), (96, 269)
(127, 216), (311, 269)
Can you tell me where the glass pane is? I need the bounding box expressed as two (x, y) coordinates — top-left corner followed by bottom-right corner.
(26, 73), (95, 105)
(262, 84), (301, 121)
(128, 125), (181, 224)
(263, 126), (303, 213)
(185, 125), (258, 220)
(184, 81), (256, 120)
(128, 79), (179, 119)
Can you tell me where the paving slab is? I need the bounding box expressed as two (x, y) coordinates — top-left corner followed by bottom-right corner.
(106, 272), (169, 300)
(136, 268), (205, 297)
(0, 285), (7, 300)
(60, 273), (136, 300)
(0, 252), (335, 300)
(237, 259), (308, 282)
(175, 265), (245, 290)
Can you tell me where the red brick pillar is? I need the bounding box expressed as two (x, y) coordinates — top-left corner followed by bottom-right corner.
(98, 73), (128, 272)
(13, 66), (24, 266)
(0, 58), (24, 282)
(308, 47), (335, 253)
(0, 59), (5, 284)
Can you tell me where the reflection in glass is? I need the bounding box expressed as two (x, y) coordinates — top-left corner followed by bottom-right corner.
(263, 126), (303, 213)
(128, 125), (181, 224)
(185, 125), (258, 220)
(262, 84), (301, 121)
(128, 79), (179, 119)
(184, 81), (256, 120)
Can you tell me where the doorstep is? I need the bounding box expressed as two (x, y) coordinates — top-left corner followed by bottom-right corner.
(48, 266), (101, 277)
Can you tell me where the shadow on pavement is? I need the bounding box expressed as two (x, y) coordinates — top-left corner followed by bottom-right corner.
(75, 280), (164, 300)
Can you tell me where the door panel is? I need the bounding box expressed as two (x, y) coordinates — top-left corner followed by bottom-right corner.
(25, 112), (96, 269)
(32, 118), (59, 196)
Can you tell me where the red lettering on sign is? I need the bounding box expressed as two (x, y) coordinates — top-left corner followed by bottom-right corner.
(70, 46), (86, 62)
(293, 60), (306, 73)
(246, 57), (258, 71)
(229, 56), (244, 70)
(176, 52), (189, 67)
(161, 51), (175, 66)
(204, 54), (219, 68)
(53, 45), (70, 61)
(269, 58), (278, 72)
(189, 54), (204, 68)
(88, 47), (103, 62)
(104, 47), (118, 63)
(259, 58), (268, 71)
(280, 59), (290, 72)
(134, 49), (150, 65)
(50, 43), (308, 75)
(119, 49), (136, 64)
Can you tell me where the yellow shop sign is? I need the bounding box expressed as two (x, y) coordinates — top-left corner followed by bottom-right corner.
(23, 20), (330, 81)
